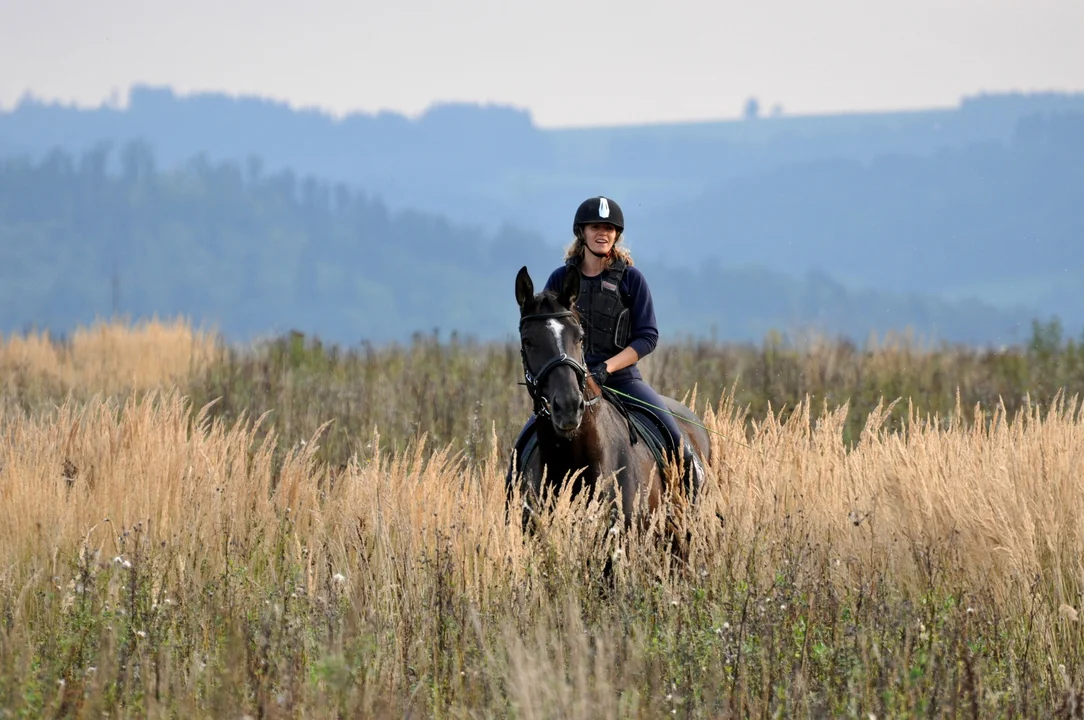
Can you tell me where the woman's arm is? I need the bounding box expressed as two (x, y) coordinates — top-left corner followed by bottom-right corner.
(601, 345), (641, 373)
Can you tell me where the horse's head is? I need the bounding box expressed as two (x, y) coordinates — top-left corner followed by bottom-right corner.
(515, 265), (590, 437)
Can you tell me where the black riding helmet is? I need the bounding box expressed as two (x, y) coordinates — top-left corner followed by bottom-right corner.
(573, 196), (624, 235)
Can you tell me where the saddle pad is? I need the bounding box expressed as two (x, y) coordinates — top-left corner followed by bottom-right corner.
(622, 404), (670, 471)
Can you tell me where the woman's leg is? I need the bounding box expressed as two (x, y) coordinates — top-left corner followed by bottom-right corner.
(608, 378), (684, 451)
(506, 414), (542, 530)
(608, 378), (704, 499)
(506, 415), (538, 479)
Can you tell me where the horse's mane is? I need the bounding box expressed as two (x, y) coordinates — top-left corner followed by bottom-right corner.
(522, 290), (581, 323)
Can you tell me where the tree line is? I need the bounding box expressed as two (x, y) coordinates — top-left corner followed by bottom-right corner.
(0, 142), (1044, 347)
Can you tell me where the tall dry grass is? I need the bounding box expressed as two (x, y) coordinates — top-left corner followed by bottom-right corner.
(3, 383), (1084, 716)
(0, 317), (220, 404)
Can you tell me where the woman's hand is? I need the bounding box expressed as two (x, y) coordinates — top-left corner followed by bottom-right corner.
(588, 363), (610, 386)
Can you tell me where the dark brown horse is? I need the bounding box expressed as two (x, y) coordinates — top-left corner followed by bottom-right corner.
(507, 265), (712, 557)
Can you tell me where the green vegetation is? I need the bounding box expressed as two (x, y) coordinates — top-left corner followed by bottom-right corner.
(5, 317), (1083, 466)
(180, 317), (1084, 468)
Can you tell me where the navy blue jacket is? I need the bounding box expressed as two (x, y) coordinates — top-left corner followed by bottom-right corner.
(544, 263), (659, 383)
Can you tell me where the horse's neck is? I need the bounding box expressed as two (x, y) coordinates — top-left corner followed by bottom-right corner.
(538, 393), (612, 471)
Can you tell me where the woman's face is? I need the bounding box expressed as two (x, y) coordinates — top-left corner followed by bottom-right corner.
(583, 223), (618, 256)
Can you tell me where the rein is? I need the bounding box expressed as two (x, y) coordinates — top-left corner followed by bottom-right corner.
(519, 310), (600, 417)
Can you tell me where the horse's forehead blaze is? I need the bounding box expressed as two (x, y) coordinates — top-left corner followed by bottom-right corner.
(521, 306), (581, 362)
(545, 319), (564, 354)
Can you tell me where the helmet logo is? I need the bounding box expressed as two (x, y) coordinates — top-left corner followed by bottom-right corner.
(598, 197), (610, 219)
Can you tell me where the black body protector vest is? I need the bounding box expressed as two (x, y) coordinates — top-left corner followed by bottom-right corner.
(571, 258), (630, 359)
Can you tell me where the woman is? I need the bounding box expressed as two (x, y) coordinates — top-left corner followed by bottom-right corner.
(524, 195), (702, 489)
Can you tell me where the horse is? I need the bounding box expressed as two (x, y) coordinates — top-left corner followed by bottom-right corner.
(506, 265), (713, 563)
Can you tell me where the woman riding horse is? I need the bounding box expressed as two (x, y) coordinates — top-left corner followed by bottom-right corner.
(512, 195), (705, 499)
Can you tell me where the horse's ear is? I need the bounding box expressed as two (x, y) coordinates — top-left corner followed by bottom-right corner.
(515, 266), (534, 309)
(558, 267), (580, 309)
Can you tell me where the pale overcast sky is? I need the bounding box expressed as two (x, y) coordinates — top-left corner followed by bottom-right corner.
(2, 0), (1082, 128)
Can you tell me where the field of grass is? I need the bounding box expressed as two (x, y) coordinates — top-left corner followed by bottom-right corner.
(2, 318), (1084, 718)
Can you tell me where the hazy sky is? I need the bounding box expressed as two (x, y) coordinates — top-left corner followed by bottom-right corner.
(2, 0), (1083, 128)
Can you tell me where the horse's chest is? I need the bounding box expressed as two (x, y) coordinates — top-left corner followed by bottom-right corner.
(541, 443), (601, 486)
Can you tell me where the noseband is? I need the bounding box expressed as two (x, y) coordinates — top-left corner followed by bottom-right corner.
(519, 310), (599, 418)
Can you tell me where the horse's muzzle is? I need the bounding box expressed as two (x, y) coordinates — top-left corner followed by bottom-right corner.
(553, 420), (581, 438)
(551, 396), (585, 436)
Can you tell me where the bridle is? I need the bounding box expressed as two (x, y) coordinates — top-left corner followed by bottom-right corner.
(518, 310), (600, 418)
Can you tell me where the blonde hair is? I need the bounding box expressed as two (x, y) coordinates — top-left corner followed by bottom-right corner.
(562, 231), (635, 267)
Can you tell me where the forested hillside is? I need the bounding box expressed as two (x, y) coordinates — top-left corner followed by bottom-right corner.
(0, 142), (552, 343)
(0, 144), (1038, 345)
